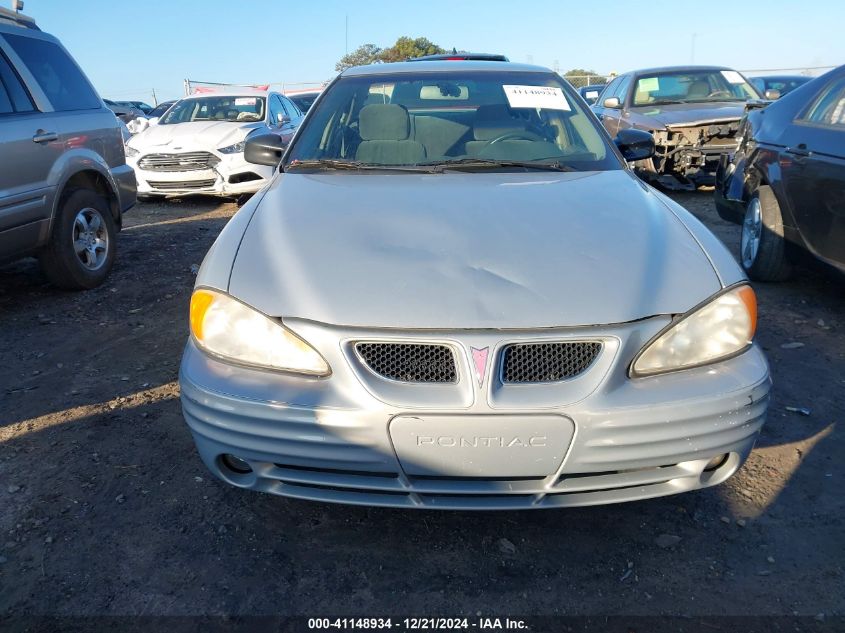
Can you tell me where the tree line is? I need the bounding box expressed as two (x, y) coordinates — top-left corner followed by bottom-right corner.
(336, 39), (606, 86)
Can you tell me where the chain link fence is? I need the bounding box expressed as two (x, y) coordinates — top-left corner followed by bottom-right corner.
(562, 75), (608, 89)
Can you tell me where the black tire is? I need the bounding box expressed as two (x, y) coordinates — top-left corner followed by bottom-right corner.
(741, 185), (792, 282)
(40, 189), (117, 290)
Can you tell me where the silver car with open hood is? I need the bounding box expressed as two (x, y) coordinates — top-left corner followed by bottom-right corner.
(179, 60), (770, 510)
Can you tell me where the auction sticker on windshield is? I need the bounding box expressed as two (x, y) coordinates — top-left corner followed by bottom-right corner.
(503, 85), (570, 110)
(638, 77), (660, 92)
(721, 71), (746, 84)
(235, 97), (257, 106)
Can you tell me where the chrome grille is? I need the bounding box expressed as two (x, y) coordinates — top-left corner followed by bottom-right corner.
(138, 152), (219, 171)
(502, 341), (601, 383)
(356, 343), (457, 383)
(146, 179), (216, 191)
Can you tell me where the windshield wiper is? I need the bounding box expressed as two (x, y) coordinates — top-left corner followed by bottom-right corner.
(645, 99), (688, 106)
(423, 158), (576, 173)
(285, 159), (433, 172)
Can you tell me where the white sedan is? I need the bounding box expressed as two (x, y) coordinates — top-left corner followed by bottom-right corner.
(124, 91), (302, 198)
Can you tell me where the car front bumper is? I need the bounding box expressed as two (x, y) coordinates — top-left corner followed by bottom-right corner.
(179, 317), (771, 510)
(128, 152), (274, 197)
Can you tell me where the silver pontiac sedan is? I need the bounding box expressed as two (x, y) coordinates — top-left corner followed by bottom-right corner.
(179, 60), (770, 510)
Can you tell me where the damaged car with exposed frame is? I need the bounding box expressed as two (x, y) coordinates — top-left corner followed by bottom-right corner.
(593, 66), (764, 190)
(124, 91), (303, 199)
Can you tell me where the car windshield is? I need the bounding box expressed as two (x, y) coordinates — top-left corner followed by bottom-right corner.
(160, 96), (266, 124)
(763, 77), (810, 95)
(149, 102), (174, 117)
(632, 70), (760, 106)
(285, 70), (618, 171)
(289, 93), (320, 113)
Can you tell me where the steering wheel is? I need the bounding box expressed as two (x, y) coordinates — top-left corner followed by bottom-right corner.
(485, 130), (544, 146)
(707, 89), (732, 98)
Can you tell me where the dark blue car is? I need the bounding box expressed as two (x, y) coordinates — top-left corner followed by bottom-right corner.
(716, 66), (845, 280)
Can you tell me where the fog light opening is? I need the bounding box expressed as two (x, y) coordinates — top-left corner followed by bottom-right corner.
(704, 453), (730, 473)
(220, 453), (253, 475)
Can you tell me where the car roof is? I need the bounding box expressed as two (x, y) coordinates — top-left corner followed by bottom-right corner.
(408, 53), (509, 62)
(625, 65), (738, 76)
(0, 6), (39, 30)
(341, 60), (553, 77)
(750, 74), (809, 81)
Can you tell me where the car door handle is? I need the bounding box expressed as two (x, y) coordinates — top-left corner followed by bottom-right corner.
(32, 130), (59, 144)
(786, 145), (811, 158)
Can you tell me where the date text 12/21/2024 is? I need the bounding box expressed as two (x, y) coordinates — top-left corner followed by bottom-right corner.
(307, 617), (529, 630)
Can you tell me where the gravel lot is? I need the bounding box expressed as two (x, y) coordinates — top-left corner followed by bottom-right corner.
(1, 190), (843, 621)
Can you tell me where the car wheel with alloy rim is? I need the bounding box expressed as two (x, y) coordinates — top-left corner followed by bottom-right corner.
(40, 189), (117, 290)
(740, 186), (792, 282)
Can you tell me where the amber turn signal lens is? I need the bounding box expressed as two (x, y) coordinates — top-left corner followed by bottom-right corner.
(737, 285), (757, 339)
(189, 289), (215, 341)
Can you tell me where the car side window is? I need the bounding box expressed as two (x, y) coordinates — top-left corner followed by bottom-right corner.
(0, 50), (35, 114)
(802, 77), (845, 128)
(282, 96), (302, 118)
(599, 76), (621, 103)
(268, 95), (284, 125)
(4, 34), (100, 112)
(615, 75), (633, 106)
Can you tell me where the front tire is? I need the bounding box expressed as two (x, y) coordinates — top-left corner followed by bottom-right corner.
(741, 186), (792, 281)
(40, 189), (117, 290)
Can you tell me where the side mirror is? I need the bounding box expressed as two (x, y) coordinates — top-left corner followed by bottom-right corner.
(602, 96), (621, 109)
(764, 89), (781, 100)
(244, 133), (286, 166)
(614, 128), (655, 162)
(147, 117), (159, 126)
(276, 112), (291, 125)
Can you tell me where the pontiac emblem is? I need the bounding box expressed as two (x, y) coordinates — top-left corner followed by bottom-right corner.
(471, 347), (489, 387)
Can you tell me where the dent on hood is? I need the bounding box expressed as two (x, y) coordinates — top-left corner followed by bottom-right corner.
(227, 171), (723, 329)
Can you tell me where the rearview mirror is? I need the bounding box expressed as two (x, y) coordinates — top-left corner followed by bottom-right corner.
(603, 96), (621, 109)
(764, 89), (781, 100)
(244, 133), (286, 166)
(614, 128), (655, 162)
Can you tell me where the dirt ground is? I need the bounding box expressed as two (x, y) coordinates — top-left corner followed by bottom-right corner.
(1, 191), (843, 622)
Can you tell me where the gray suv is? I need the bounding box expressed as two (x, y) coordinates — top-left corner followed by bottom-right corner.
(0, 8), (136, 289)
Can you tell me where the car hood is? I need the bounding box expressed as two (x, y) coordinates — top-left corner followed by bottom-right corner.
(127, 120), (263, 151)
(228, 170), (721, 329)
(632, 102), (747, 127)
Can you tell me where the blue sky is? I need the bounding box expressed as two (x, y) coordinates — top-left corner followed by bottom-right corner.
(29, 0), (845, 104)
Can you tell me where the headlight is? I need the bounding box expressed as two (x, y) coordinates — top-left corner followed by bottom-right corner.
(124, 145), (139, 157)
(217, 141), (246, 154)
(631, 285), (757, 377)
(189, 289), (330, 376)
